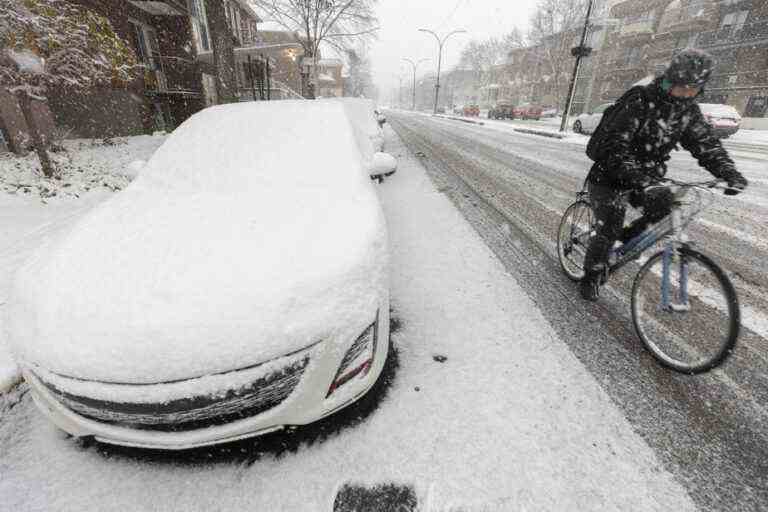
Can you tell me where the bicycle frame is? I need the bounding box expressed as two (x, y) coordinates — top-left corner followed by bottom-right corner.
(606, 183), (712, 311)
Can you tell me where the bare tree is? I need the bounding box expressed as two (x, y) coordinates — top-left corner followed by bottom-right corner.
(458, 29), (526, 99)
(528, 0), (588, 105)
(0, 0), (137, 177)
(253, 0), (378, 98)
(346, 47), (373, 97)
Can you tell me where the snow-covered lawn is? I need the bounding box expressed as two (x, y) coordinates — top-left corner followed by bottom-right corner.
(0, 124), (696, 510)
(0, 135), (166, 392)
(0, 135), (165, 199)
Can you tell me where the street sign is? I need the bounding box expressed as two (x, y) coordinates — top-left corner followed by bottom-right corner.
(571, 46), (593, 58)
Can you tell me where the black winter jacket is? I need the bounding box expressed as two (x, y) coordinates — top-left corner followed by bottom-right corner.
(588, 78), (739, 189)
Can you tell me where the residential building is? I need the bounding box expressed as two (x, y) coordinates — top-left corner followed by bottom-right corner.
(596, 0), (767, 117)
(316, 59), (344, 98)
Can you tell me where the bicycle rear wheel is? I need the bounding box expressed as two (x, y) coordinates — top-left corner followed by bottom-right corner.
(631, 247), (739, 374)
(557, 200), (595, 281)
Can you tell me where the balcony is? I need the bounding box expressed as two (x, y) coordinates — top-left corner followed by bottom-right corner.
(695, 20), (768, 48)
(706, 69), (768, 91)
(143, 55), (201, 96)
(618, 20), (655, 44)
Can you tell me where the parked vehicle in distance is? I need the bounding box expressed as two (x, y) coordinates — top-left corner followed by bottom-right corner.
(541, 106), (559, 118)
(463, 104), (480, 117)
(436, 106), (446, 114)
(513, 103), (543, 120)
(573, 103), (614, 135)
(699, 103), (741, 138)
(488, 103), (515, 120)
(10, 100), (392, 450)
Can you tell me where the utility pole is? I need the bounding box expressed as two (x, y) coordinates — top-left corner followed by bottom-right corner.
(403, 58), (429, 111)
(560, 0), (595, 132)
(419, 28), (467, 114)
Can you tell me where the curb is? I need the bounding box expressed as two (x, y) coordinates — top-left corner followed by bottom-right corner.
(512, 127), (568, 139)
(433, 114), (485, 126)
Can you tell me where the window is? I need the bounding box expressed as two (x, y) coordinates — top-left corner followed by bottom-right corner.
(720, 10), (749, 32)
(189, 0), (211, 53)
(128, 19), (159, 69)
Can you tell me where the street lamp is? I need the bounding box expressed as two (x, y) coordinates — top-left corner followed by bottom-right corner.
(419, 28), (467, 114)
(402, 58), (429, 111)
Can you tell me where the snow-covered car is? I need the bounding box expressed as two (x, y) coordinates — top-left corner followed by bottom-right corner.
(573, 103), (613, 134)
(699, 103), (741, 138)
(9, 101), (391, 450)
(513, 103), (542, 120)
(330, 98), (396, 182)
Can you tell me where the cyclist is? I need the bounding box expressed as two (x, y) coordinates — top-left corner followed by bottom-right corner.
(581, 48), (748, 301)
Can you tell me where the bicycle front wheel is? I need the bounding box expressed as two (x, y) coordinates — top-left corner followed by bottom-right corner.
(557, 200), (595, 281)
(631, 247), (740, 374)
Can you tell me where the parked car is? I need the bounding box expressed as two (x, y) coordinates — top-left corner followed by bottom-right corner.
(10, 100), (392, 450)
(573, 103), (614, 135)
(436, 106), (446, 114)
(699, 103), (741, 138)
(463, 104), (480, 117)
(488, 103), (515, 120)
(513, 103), (543, 120)
(540, 106), (559, 118)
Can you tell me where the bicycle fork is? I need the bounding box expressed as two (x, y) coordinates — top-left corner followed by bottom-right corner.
(661, 209), (691, 313)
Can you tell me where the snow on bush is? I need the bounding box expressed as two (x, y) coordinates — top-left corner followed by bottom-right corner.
(8, 101), (388, 383)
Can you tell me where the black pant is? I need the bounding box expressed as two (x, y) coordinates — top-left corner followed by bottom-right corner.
(583, 183), (674, 274)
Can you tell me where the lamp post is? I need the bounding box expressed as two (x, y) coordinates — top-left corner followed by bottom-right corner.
(419, 28), (467, 114)
(402, 58), (429, 111)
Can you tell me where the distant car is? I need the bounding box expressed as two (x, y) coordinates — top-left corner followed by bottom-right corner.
(11, 100), (392, 450)
(513, 103), (543, 120)
(699, 103), (741, 138)
(573, 103), (614, 135)
(463, 104), (480, 117)
(436, 106), (446, 114)
(488, 103), (515, 120)
(540, 106), (559, 118)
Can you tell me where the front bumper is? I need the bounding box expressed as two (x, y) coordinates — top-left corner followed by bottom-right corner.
(24, 307), (390, 450)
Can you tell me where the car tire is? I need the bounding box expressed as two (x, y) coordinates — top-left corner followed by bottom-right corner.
(573, 121), (582, 134)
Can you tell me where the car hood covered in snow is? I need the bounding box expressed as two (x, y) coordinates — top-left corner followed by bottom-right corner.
(8, 101), (388, 384)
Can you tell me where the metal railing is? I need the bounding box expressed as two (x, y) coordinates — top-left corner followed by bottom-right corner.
(143, 55), (201, 95)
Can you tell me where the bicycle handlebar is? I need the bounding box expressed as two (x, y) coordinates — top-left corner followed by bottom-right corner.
(652, 177), (741, 196)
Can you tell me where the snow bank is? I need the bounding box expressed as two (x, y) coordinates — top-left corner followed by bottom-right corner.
(8, 101), (388, 383)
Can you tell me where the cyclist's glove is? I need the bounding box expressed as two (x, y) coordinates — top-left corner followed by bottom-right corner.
(725, 173), (748, 195)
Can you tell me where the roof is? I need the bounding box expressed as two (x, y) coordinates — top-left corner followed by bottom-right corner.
(318, 58), (343, 67)
(255, 30), (302, 46)
(232, 0), (262, 22)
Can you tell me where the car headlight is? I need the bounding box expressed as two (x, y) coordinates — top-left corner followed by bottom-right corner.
(327, 314), (378, 397)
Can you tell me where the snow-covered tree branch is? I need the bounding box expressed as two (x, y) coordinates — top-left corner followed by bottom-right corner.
(0, 0), (137, 176)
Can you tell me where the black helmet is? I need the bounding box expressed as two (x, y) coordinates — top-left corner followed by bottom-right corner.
(664, 49), (714, 87)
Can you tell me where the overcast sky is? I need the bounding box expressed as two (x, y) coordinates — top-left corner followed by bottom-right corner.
(370, 0), (540, 96)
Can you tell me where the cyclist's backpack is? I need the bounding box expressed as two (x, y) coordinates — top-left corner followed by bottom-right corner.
(586, 85), (647, 162)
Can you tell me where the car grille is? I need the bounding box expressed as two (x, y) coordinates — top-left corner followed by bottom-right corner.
(37, 357), (309, 432)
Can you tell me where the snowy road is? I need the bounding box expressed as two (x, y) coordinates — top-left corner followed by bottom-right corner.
(389, 111), (768, 511)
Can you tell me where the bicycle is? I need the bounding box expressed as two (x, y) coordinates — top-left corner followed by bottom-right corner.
(556, 178), (741, 374)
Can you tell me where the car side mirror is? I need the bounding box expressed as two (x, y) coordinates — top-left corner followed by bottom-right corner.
(369, 152), (397, 183)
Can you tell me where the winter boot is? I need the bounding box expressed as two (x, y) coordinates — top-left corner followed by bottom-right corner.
(580, 263), (606, 302)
